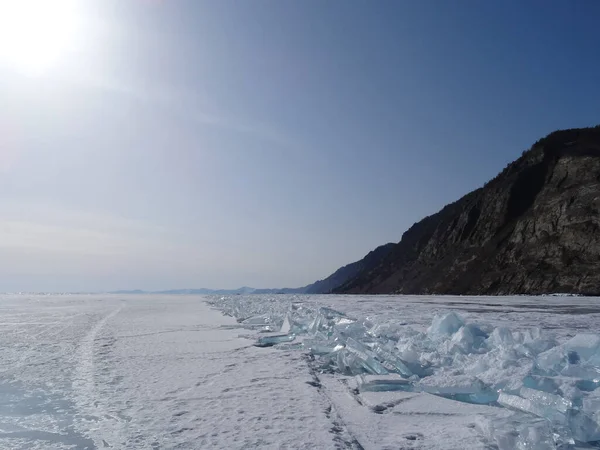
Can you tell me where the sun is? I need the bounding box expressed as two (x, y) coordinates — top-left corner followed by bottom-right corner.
(0, 0), (81, 76)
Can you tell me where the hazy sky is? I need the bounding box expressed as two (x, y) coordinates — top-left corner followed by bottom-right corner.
(1, 0), (599, 292)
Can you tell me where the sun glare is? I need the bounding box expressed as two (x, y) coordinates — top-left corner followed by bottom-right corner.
(0, 0), (81, 76)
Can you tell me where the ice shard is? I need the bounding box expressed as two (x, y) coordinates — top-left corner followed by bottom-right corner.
(355, 374), (411, 392)
(419, 379), (498, 405)
(498, 392), (566, 423)
(303, 338), (343, 356)
(345, 338), (389, 375)
(371, 343), (413, 377)
(520, 387), (572, 415)
(427, 312), (464, 339)
(242, 315), (274, 327)
(255, 333), (296, 347)
(280, 314), (291, 334)
(567, 409), (600, 443)
(515, 420), (557, 450)
(522, 375), (560, 394)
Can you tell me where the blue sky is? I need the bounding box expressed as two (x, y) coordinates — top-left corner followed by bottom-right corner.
(1, 0), (599, 291)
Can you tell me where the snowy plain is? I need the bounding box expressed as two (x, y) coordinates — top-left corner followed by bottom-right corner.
(0, 294), (598, 449)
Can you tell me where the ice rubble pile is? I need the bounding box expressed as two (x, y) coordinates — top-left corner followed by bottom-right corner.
(210, 296), (600, 447)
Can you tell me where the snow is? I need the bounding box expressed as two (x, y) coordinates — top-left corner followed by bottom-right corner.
(0, 295), (340, 449)
(0, 293), (599, 449)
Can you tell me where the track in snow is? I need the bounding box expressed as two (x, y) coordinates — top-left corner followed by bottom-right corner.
(72, 304), (124, 448)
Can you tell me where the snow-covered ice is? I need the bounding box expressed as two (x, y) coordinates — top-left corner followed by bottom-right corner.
(0, 295), (345, 449)
(0, 294), (599, 449)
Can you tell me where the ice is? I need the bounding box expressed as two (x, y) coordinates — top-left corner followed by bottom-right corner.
(564, 334), (600, 361)
(334, 347), (358, 374)
(498, 392), (566, 422)
(522, 375), (560, 394)
(443, 391), (499, 405)
(520, 387), (572, 414)
(448, 324), (488, 354)
(345, 337), (389, 375)
(496, 389), (600, 443)
(241, 315), (273, 326)
(210, 295), (600, 446)
(355, 374), (411, 392)
(582, 395), (600, 413)
(280, 314), (291, 334)
(371, 342), (413, 377)
(577, 378), (600, 392)
(427, 311), (465, 338)
(568, 409), (600, 442)
(255, 333), (296, 347)
(476, 414), (562, 450)
(417, 377), (499, 405)
(6, 292), (600, 450)
(537, 334), (600, 375)
(561, 364), (600, 381)
(515, 420), (557, 450)
(303, 338), (343, 356)
(489, 327), (516, 346)
(368, 321), (408, 340)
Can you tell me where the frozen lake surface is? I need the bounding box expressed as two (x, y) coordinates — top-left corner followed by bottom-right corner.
(0, 294), (599, 449)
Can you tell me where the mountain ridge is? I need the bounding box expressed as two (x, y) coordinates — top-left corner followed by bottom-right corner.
(334, 125), (600, 295)
(108, 243), (395, 295)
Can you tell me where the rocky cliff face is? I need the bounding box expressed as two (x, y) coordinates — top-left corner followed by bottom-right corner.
(335, 126), (600, 295)
(303, 243), (395, 294)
